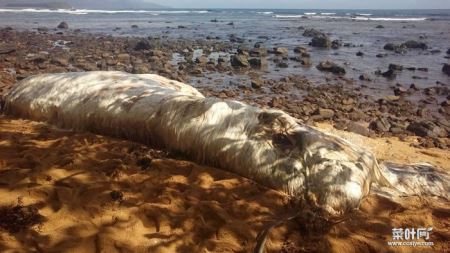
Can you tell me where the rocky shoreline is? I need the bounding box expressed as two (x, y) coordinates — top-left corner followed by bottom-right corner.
(0, 27), (449, 149)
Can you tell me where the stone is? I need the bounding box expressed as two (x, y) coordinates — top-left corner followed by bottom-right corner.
(443, 63), (450, 76)
(251, 79), (263, 89)
(57, 22), (68, 29)
(407, 121), (447, 138)
(346, 122), (371, 137)
(384, 43), (407, 54)
(294, 46), (307, 54)
(277, 62), (289, 68)
(403, 40), (428, 50)
(311, 35), (331, 48)
(51, 56), (69, 66)
(274, 47), (289, 56)
(331, 40), (342, 49)
(134, 40), (152, 51)
(370, 117), (391, 132)
(382, 69), (396, 78)
(375, 25), (384, 29)
(316, 61), (346, 75)
(248, 58), (263, 68)
(230, 54), (249, 68)
(389, 64), (403, 71)
(356, 51), (364, 56)
(301, 58), (312, 66)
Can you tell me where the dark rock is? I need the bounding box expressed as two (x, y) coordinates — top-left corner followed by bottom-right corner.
(227, 22), (234, 26)
(389, 64), (403, 71)
(134, 40), (151, 51)
(382, 69), (396, 78)
(376, 53), (386, 58)
(331, 40), (342, 49)
(407, 121), (447, 138)
(210, 19), (219, 22)
(230, 54), (249, 68)
(384, 43), (407, 54)
(370, 117), (391, 132)
(311, 35), (331, 48)
(447, 48), (450, 55)
(316, 61), (345, 75)
(443, 63), (450, 76)
(249, 57), (265, 68)
(277, 62), (289, 68)
(57, 22), (68, 29)
(403, 40), (428, 50)
(375, 25), (384, 29)
(356, 51), (364, 56)
(417, 67), (428, 72)
(131, 25), (139, 29)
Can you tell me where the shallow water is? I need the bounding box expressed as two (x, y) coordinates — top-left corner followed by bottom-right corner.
(1, 8), (449, 100)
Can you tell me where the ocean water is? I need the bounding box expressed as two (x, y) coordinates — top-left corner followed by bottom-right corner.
(0, 8), (449, 98)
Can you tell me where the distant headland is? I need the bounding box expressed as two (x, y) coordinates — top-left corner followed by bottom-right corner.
(0, 0), (166, 10)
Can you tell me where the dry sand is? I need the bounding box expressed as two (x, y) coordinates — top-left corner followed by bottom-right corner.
(0, 115), (449, 253)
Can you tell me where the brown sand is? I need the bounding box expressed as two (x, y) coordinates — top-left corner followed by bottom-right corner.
(0, 116), (448, 253)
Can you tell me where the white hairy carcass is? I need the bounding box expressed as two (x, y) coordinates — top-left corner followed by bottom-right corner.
(4, 71), (449, 217)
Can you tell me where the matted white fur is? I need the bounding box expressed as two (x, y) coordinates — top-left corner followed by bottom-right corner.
(4, 71), (449, 216)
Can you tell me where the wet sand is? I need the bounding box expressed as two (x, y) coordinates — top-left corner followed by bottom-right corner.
(0, 115), (448, 252)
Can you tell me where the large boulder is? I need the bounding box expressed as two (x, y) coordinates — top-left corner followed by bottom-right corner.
(311, 35), (331, 48)
(230, 54), (249, 68)
(316, 61), (345, 75)
(407, 121), (447, 138)
(57, 22), (68, 29)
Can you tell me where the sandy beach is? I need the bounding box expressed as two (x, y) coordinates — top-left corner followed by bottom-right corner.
(0, 115), (448, 252)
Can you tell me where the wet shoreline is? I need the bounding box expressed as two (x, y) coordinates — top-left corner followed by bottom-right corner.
(0, 27), (449, 149)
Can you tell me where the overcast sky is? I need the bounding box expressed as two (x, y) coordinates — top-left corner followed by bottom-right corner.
(148, 0), (450, 9)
